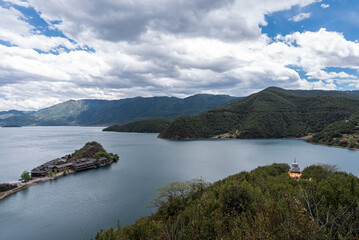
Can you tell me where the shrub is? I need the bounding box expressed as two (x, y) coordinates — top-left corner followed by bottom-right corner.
(95, 152), (111, 160)
(19, 170), (31, 182)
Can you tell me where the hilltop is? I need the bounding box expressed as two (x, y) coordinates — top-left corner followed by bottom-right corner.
(0, 94), (237, 126)
(159, 87), (359, 139)
(92, 163), (359, 239)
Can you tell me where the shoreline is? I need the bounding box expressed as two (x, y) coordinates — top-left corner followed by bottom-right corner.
(305, 140), (359, 151)
(0, 170), (75, 201)
(160, 133), (359, 151)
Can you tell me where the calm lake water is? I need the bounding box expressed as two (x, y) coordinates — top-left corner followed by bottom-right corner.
(1, 126), (359, 240)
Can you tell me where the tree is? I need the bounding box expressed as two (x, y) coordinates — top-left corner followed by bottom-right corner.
(347, 136), (356, 148)
(150, 179), (209, 208)
(112, 154), (119, 162)
(19, 170), (31, 182)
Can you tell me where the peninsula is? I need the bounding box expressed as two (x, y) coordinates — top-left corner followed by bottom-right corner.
(0, 141), (119, 200)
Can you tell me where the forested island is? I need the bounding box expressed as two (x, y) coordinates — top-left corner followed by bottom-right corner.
(0, 141), (118, 200)
(103, 118), (172, 133)
(91, 163), (359, 239)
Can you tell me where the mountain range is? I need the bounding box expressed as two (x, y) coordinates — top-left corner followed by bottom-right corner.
(0, 94), (238, 126)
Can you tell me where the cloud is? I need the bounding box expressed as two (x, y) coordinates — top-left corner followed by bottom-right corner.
(27, 0), (322, 43)
(0, 5), (78, 52)
(321, 3), (330, 8)
(3, 0), (29, 7)
(289, 12), (312, 22)
(1, 0), (359, 111)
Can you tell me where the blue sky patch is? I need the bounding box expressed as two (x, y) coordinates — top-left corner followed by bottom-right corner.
(263, 0), (359, 42)
(0, 0), (94, 54)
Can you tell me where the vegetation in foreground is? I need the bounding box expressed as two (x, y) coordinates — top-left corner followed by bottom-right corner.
(91, 163), (359, 239)
(310, 111), (359, 149)
(103, 118), (172, 133)
(159, 87), (359, 139)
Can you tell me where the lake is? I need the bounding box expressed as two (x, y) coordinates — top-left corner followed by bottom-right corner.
(1, 126), (359, 240)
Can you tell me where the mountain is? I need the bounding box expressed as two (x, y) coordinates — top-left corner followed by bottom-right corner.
(0, 110), (30, 120)
(103, 118), (172, 133)
(0, 94), (238, 126)
(92, 163), (359, 239)
(159, 87), (359, 139)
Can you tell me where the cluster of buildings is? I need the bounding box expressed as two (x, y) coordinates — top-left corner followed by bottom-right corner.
(31, 155), (113, 178)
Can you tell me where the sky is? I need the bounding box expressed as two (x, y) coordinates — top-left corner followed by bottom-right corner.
(0, 0), (359, 111)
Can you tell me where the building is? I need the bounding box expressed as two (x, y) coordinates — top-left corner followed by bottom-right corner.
(31, 168), (48, 178)
(73, 159), (97, 172)
(289, 158), (302, 179)
(48, 163), (74, 172)
(98, 157), (112, 166)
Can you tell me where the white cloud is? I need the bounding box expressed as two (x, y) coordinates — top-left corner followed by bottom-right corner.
(26, 0), (322, 43)
(3, 0), (29, 8)
(321, 3), (330, 8)
(2, 0), (359, 111)
(0, 5), (78, 52)
(289, 12), (312, 22)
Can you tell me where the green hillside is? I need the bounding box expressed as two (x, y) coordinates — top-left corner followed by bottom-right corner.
(309, 111), (359, 148)
(103, 118), (172, 133)
(0, 110), (30, 120)
(159, 87), (359, 139)
(0, 94), (237, 126)
(91, 164), (359, 239)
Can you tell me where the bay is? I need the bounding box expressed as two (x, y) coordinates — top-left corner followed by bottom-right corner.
(0, 126), (358, 240)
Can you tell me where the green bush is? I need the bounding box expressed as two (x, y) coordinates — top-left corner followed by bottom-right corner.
(19, 170), (31, 182)
(95, 152), (111, 160)
(347, 136), (356, 148)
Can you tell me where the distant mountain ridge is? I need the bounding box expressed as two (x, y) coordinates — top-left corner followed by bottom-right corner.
(0, 110), (30, 120)
(159, 87), (359, 139)
(0, 94), (238, 126)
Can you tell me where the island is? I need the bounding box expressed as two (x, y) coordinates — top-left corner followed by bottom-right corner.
(0, 141), (118, 200)
(103, 118), (172, 133)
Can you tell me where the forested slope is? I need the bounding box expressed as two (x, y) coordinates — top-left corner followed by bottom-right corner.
(103, 118), (172, 133)
(159, 87), (359, 139)
(91, 163), (359, 240)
